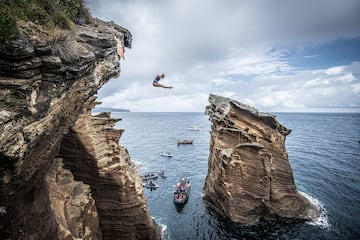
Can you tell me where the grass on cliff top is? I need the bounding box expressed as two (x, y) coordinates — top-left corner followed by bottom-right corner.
(0, 0), (94, 43)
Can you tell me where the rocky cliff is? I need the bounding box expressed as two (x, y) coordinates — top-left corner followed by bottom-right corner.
(203, 94), (319, 225)
(0, 18), (160, 239)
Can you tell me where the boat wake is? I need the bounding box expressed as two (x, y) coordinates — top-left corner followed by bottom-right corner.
(299, 191), (330, 229)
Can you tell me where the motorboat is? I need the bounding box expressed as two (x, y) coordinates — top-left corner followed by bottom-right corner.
(177, 139), (193, 145)
(161, 150), (173, 157)
(174, 177), (191, 204)
(187, 126), (201, 131)
(158, 170), (167, 178)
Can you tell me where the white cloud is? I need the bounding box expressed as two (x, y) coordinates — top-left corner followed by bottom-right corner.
(86, 0), (360, 112)
(206, 60), (360, 111)
(352, 83), (360, 94)
(217, 47), (294, 78)
(325, 66), (346, 76)
(258, 91), (305, 108)
(107, 93), (209, 112)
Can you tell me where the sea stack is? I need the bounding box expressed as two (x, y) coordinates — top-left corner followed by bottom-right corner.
(203, 94), (319, 224)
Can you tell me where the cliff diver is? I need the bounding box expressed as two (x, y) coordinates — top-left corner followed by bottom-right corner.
(153, 73), (173, 89)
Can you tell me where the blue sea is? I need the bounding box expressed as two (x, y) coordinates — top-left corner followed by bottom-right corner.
(112, 112), (360, 240)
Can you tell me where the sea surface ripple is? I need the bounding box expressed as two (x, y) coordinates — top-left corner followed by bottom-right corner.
(112, 112), (360, 240)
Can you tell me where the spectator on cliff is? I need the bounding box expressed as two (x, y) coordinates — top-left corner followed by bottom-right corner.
(153, 73), (173, 89)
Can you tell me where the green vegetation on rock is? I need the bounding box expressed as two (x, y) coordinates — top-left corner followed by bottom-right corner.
(0, 9), (18, 43)
(0, 0), (93, 43)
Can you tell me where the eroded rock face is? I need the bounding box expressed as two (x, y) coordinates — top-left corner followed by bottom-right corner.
(0, 18), (159, 239)
(203, 94), (319, 224)
(46, 158), (101, 239)
(58, 98), (159, 239)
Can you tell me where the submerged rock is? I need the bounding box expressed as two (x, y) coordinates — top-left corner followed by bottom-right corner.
(203, 94), (319, 225)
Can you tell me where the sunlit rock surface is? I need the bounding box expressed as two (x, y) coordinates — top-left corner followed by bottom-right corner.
(46, 158), (101, 239)
(58, 98), (159, 239)
(0, 18), (159, 239)
(203, 94), (319, 224)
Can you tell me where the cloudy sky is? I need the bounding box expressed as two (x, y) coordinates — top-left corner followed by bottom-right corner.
(86, 0), (360, 112)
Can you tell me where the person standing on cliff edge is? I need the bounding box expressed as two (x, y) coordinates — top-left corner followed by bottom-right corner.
(153, 73), (173, 89)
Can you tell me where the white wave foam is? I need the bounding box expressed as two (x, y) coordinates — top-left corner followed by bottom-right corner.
(159, 223), (167, 234)
(152, 216), (168, 239)
(131, 159), (143, 169)
(299, 191), (330, 228)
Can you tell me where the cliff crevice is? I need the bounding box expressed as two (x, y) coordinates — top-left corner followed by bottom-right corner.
(58, 98), (158, 239)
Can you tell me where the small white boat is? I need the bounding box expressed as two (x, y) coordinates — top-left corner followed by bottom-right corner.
(158, 170), (167, 178)
(161, 151), (173, 157)
(187, 126), (201, 131)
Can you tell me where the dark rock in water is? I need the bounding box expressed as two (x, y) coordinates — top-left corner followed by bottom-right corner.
(203, 94), (319, 225)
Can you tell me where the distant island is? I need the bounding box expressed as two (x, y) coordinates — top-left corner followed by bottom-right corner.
(93, 107), (130, 112)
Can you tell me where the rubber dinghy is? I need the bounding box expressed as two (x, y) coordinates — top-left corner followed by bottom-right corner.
(141, 172), (159, 181)
(174, 177), (191, 204)
(144, 181), (159, 189)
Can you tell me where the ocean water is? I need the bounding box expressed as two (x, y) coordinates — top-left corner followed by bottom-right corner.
(112, 112), (360, 240)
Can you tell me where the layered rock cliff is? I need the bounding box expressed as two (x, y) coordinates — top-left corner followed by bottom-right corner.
(203, 94), (319, 224)
(0, 18), (159, 239)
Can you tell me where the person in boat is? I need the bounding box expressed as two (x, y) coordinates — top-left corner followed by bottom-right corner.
(149, 180), (154, 186)
(153, 73), (173, 89)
